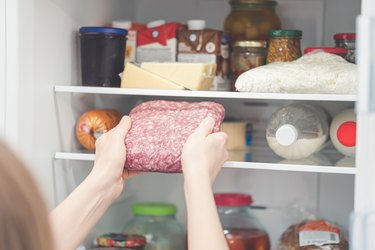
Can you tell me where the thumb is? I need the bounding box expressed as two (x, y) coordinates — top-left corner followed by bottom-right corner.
(194, 117), (215, 137)
(112, 116), (132, 137)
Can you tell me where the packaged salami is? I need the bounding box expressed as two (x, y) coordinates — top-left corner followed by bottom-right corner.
(278, 219), (349, 250)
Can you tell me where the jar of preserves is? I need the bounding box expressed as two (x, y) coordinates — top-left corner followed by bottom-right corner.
(214, 193), (271, 250)
(224, 0), (281, 43)
(230, 40), (267, 91)
(123, 203), (186, 250)
(92, 233), (146, 250)
(267, 29), (302, 63)
(334, 33), (356, 63)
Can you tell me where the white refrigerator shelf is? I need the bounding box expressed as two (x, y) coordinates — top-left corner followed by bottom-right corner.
(54, 86), (357, 102)
(54, 152), (357, 175)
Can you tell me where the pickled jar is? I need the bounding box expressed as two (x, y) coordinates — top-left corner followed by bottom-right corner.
(92, 233), (146, 250)
(267, 29), (302, 64)
(230, 40), (267, 91)
(224, 0), (281, 43)
(214, 193), (270, 250)
(123, 203), (186, 250)
(334, 33), (356, 63)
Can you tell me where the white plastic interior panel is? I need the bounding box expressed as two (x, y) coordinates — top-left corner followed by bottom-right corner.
(0, 0), (5, 137)
(14, 0), (133, 206)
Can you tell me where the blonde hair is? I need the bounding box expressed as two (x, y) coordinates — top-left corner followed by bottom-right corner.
(0, 141), (54, 250)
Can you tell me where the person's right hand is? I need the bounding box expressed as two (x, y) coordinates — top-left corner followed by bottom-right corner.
(181, 117), (228, 184)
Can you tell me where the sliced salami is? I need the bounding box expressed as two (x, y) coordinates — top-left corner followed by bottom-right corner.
(125, 100), (225, 173)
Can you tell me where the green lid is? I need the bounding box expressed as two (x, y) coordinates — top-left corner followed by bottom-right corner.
(269, 29), (302, 37)
(132, 203), (177, 216)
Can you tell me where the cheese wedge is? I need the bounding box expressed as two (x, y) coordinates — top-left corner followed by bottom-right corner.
(121, 63), (185, 90)
(141, 62), (216, 90)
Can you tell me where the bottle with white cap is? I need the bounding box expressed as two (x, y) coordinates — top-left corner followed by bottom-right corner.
(266, 103), (330, 160)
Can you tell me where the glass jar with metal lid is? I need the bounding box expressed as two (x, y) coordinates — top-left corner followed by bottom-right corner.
(267, 29), (302, 63)
(224, 0), (281, 43)
(230, 40), (267, 91)
(123, 203), (186, 250)
(334, 33), (356, 63)
(91, 233), (146, 250)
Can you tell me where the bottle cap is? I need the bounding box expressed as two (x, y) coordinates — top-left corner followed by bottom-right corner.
(147, 20), (166, 28)
(276, 124), (298, 146)
(337, 121), (356, 147)
(214, 193), (253, 206)
(187, 19), (206, 30)
(112, 20), (132, 30)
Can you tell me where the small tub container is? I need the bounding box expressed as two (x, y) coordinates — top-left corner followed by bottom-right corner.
(79, 27), (128, 87)
(334, 33), (356, 63)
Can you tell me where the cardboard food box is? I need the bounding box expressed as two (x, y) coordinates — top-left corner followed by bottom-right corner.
(178, 29), (230, 91)
(136, 21), (185, 63)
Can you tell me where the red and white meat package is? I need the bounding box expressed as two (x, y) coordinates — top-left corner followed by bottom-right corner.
(125, 100), (225, 173)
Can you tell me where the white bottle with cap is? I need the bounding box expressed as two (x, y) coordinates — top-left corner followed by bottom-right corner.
(330, 108), (356, 157)
(266, 103), (330, 160)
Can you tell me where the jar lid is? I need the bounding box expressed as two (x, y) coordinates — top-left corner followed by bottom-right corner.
(187, 19), (206, 30)
(79, 27), (128, 35)
(229, 0), (277, 7)
(337, 121), (357, 147)
(304, 47), (348, 55)
(95, 233), (146, 248)
(334, 33), (356, 40)
(132, 202), (177, 216)
(112, 20), (132, 30)
(233, 40), (267, 48)
(269, 29), (302, 37)
(214, 193), (253, 206)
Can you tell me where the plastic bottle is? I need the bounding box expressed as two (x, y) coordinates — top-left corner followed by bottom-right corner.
(266, 103), (330, 160)
(330, 108), (356, 157)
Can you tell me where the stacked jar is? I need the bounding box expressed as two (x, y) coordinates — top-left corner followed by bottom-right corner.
(123, 203), (186, 250)
(267, 29), (303, 64)
(224, 0), (281, 91)
(214, 193), (271, 250)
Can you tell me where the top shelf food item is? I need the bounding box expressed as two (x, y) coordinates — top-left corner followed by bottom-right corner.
(235, 51), (357, 94)
(224, 0), (281, 43)
(267, 30), (302, 64)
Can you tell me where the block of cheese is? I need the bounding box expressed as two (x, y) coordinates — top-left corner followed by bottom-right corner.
(121, 63), (185, 90)
(141, 62), (216, 90)
(220, 121), (252, 150)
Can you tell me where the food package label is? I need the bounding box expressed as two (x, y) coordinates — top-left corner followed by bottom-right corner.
(178, 29), (230, 91)
(126, 30), (137, 63)
(136, 22), (183, 63)
(298, 220), (340, 247)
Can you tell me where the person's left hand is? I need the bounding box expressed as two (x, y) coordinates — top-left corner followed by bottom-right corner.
(89, 116), (140, 202)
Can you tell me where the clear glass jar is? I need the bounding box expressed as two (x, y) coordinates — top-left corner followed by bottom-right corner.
(123, 203), (186, 250)
(92, 233), (146, 250)
(224, 0), (281, 43)
(214, 193), (270, 250)
(334, 33), (356, 63)
(230, 40), (267, 91)
(267, 29), (302, 64)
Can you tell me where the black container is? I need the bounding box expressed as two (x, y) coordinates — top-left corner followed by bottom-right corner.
(79, 27), (127, 87)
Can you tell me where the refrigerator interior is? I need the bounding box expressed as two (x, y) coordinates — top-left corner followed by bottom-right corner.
(11, 0), (361, 248)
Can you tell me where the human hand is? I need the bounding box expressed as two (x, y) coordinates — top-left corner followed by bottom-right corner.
(181, 117), (228, 185)
(89, 116), (140, 202)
